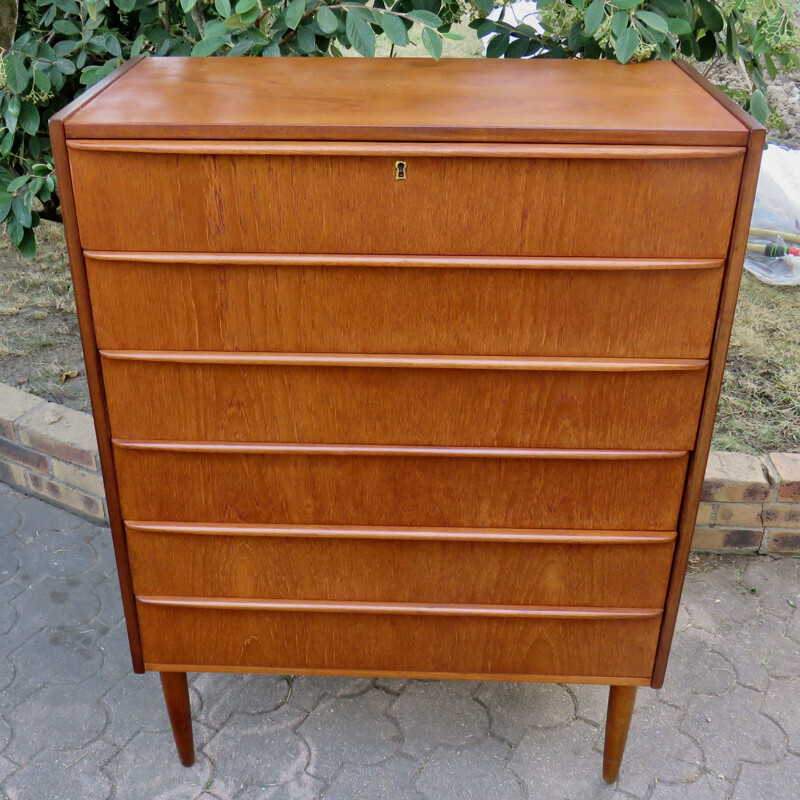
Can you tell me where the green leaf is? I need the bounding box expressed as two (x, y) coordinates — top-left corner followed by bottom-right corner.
(105, 34), (123, 58)
(215, 0), (232, 16)
(345, 9), (375, 56)
(486, 31), (509, 57)
(180, 0), (198, 12)
(406, 9), (442, 27)
(191, 36), (227, 55)
(235, 0), (256, 10)
(652, 0), (689, 16)
(19, 103), (40, 136)
(55, 58), (77, 75)
(505, 37), (530, 58)
(12, 195), (32, 228)
(116, 0), (137, 11)
(379, 12), (408, 45)
(421, 27), (442, 59)
(316, 5), (339, 34)
(262, 40), (281, 56)
(0, 131), (13, 156)
(53, 20), (80, 35)
(609, 0), (641, 9)
(615, 25), (638, 62)
(33, 69), (51, 93)
(7, 216), (24, 245)
(584, 0), (605, 35)
(748, 88), (768, 124)
(284, 0), (306, 30)
(611, 10), (628, 36)
(18, 227), (37, 258)
(296, 24), (317, 52)
(7, 175), (28, 191)
(697, 0), (723, 32)
(473, 0), (493, 11)
(4, 55), (29, 95)
(666, 17), (692, 35)
(635, 10), (668, 33)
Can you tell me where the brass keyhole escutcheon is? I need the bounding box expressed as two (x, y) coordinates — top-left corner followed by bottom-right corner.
(395, 160), (407, 180)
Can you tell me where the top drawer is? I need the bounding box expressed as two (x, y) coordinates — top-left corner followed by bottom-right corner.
(67, 141), (743, 257)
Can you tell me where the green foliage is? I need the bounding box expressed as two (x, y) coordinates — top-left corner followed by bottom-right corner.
(473, 0), (800, 115)
(0, 0), (463, 254)
(1, 0), (797, 255)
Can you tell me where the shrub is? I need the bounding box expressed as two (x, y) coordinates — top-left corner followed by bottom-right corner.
(0, 0), (797, 255)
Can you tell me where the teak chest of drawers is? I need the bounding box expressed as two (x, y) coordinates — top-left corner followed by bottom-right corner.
(51, 56), (763, 782)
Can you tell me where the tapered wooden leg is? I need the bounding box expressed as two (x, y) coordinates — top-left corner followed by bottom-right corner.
(160, 671), (195, 767)
(602, 685), (637, 783)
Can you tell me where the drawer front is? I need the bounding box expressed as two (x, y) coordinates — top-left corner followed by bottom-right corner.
(86, 256), (724, 359)
(137, 600), (662, 680)
(113, 444), (688, 530)
(102, 354), (708, 450)
(69, 143), (742, 256)
(127, 524), (675, 608)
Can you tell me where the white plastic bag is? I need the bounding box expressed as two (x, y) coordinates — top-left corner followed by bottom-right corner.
(745, 145), (800, 286)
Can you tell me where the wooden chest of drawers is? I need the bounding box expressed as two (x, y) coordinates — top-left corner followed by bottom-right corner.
(51, 56), (763, 782)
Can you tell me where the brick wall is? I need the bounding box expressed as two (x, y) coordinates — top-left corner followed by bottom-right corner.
(0, 383), (105, 523)
(1, 381), (799, 551)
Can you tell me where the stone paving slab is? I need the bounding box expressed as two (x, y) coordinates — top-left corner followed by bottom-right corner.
(0, 483), (798, 800)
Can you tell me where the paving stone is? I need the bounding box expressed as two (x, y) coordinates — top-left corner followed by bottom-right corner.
(375, 677), (411, 694)
(15, 495), (84, 537)
(681, 685), (787, 779)
(286, 675), (374, 713)
(680, 563), (761, 634)
(299, 688), (401, 781)
(788, 610), (800, 645)
(14, 527), (97, 579)
(570, 684), (610, 727)
(389, 680), (489, 758)
(100, 671), (174, 746)
(93, 621), (135, 687)
(475, 682), (574, 744)
(0, 715), (11, 753)
(732, 753), (800, 800)
(0, 754), (18, 786)
(0, 581), (22, 637)
(0, 654), (17, 698)
(8, 625), (103, 698)
(194, 672), (289, 729)
(418, 738), (523, 800)
(715, 614), (800, 683)
(4, 682), (108, 765)
(104, 724), (215, 800)
(742, 556), (800, 619)
(614, 702), (704, 798)
(657, 629), (735, 707)
(0, 497), (21, 536)
(326, 755), (424, 800)
(761, 676), (800, 753)
(11, 574), (101, 635)
(2, 739), (114, 800)
(508, 720), (616, 800)
(90, 530), (118, 577)
(90, 575), (125, 628)
(233, 772), (326, 800)
(0, 530), (20, 585)
(203, 706), (308, 799)
(648, 773), (733, 799)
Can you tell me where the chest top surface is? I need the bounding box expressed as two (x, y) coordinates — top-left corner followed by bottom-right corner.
(60, 57), (748, 145)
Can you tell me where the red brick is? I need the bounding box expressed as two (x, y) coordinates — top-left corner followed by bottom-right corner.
(0, 438), (49, 473)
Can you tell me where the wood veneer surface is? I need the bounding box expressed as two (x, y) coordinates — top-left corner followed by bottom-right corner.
(63, 58), (747, 145)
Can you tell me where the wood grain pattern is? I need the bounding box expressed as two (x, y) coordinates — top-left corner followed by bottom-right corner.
(603, 686), (638, 783)
(100, 354), (708, 450)
(49, 63), (146, 674)
(159, 672), (194, 767)
(651, 114), (766, 688)
(84, 255), (725, 358)
(126, 524), (675, 608)
(112, 443), (689, 530)
(136, 601), (663, 679)
(69, 146), (742, 257)
(63, 58), (748, 145)
(70, 139), (745, 159)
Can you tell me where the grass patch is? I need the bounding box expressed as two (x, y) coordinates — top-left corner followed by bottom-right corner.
(713, 270), (800, 454)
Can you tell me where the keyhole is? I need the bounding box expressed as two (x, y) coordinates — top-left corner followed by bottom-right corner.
(395, 161), (407, 180)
